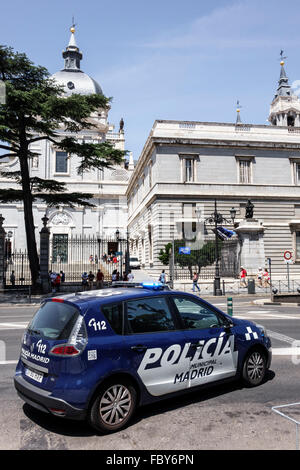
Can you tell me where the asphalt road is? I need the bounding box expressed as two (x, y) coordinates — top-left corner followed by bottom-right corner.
(0, 298), (300, 451)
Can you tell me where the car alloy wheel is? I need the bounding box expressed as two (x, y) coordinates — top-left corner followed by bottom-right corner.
(99, 384), (132, 426)
(89, 380), (137, 433)
(242, 350), (266, 387)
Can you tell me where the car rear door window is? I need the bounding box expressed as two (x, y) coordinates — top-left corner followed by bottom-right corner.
(173, 296), (225, 330)
(126, 297), (175, 334)
(101, 303), (123, 335)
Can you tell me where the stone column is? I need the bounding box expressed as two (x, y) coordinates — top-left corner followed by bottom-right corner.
(235, 218), (265, 276)
(0, 215), (6, 291)
(39, 214), (50, 293)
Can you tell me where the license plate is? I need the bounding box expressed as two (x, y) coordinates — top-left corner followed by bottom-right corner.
(25, 368), (43, 383)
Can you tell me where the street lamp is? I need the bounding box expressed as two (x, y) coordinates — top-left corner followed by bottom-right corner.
(125, 229), (130, 275)
(205, 200), (236, 296)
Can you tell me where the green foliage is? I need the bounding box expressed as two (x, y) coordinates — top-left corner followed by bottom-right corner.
(158, 243), (172, 266)
(158, 239), (223, 274)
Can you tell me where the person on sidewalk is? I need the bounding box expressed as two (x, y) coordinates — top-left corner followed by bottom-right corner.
(96, 269), (104, 289)
(263, 268), (270, 287)
(256, 267), (263, 287)
(127, 270), (134, 282)
(159, 270), (166, 284)
(10, 270), (15, 287)
(88, 271), (95, 290)
(239, 266), (248, 287)
(192, 272), (200, 293)
(81, 272), (88, 291)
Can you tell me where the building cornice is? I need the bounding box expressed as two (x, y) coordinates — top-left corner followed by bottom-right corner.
(127, 120), (300, 194)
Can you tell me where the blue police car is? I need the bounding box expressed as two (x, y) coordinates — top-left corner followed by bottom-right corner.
(14, 283), (272, 433)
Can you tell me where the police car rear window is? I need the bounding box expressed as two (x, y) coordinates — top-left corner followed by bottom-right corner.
(27, 301), (80, 340)
(126, 297), (175, 334)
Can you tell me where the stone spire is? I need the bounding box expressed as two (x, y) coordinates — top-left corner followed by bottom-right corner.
(62, 24), (83, 72)
(269, 52), (300, 127)
(274, 57), (292, 99)
(236, 100), (242, 124)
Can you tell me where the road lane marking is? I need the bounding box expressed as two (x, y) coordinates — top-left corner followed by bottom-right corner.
(272, 348), (300, 356)
(0, 360), (18, 365)
(0, 322), (28, 330)
(235, 314), (300, 320)
(267, 330), (296, 344)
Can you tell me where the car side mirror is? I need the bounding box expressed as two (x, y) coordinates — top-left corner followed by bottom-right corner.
(224, 322), (233, 334)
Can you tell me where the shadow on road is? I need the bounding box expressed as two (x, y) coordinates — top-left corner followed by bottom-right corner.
(21, 369), (276, 437)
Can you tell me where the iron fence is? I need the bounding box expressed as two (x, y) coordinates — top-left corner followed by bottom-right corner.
(50, 235), (128, 283)
(174, 238), (239, 281)
(4, 251), (31, 287)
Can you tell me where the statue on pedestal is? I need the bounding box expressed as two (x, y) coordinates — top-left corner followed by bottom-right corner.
(245, 199), (254, 219)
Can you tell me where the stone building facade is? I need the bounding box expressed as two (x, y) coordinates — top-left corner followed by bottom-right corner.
(126, 59), (300, 278)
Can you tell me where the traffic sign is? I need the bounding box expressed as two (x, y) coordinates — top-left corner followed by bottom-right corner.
(179, 247), (191, 255)
(283, 250), (293, 263)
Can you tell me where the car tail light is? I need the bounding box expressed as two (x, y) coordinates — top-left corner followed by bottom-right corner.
(49, 314), (87, 357)
(50, 345), (80, 356)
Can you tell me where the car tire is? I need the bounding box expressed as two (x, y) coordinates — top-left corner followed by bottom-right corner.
(242, 349), (267, 387)
(89, 379), (137, 433)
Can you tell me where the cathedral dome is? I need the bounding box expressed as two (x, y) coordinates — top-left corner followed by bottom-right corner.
(51, 26), (103, 97)
(52, 70), (103, 97)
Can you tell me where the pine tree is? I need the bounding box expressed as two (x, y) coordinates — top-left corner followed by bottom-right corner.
(0, 45), (126, 289)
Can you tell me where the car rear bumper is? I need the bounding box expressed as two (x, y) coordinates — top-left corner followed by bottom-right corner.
(14, 374), (86, 420)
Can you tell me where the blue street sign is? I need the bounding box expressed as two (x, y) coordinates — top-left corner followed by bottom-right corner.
(179, 247), (191, 255)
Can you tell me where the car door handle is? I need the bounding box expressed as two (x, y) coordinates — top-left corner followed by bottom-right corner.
(190, 341), (203, 349)
(131, 345), (148, 352)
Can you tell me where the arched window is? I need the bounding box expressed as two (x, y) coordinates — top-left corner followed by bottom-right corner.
(288, 115), (295, 127)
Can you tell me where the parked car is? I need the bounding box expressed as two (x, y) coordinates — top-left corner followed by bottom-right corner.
(14, 283), (272, 433)
(129, 257), (140, 269)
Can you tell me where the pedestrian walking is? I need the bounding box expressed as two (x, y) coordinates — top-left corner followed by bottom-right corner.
(88, 271), (95, 290)
(50, 271), (57, 292)
(60, 270), (65, 283)
(239, 266), (248, 287)
(256, 267), (263, 287)
(263, 268), (270, 287)
(159, 270), (166, 283)
(111, 270), (118, 282)
(192, 272), (200, 293)
(55, 272), (61, 292)
(96, 269), (104, 289)
(127, 270), (134, 282)
(10, 270), (15, 287)
(81, 272), (88, 291)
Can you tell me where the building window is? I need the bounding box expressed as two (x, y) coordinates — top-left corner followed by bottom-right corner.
(180, 154), (198, 182)
(55, 151), (68, 173)
(237, 159), (252, 184)
(296, 232), (300, 260)
(291, 161), (300, 185)
(184, 158), (194, 182)
(149, 161), (153, 188)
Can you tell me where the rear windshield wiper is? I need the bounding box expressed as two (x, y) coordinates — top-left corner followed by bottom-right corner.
(28, 328), (42, 336)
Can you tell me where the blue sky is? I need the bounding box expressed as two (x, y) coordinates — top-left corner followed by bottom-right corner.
(1, 0), (300, 160)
